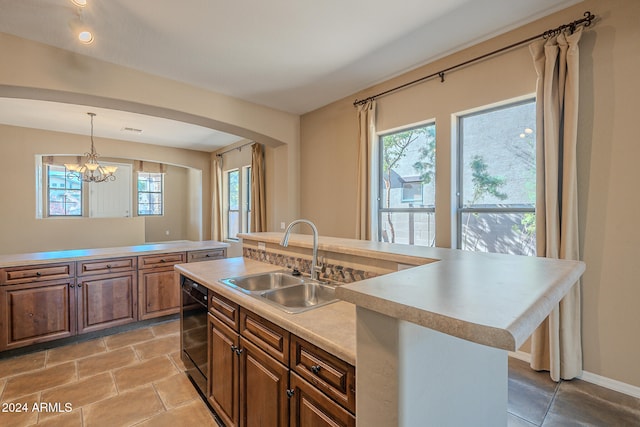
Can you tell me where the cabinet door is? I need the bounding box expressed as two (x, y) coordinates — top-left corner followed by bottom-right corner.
(289, 373), (355, 427)
(0, 279), (76, 351)
(138, 267), (180, 320)
(77, 272), (137, 334)
(208, 314), (240, 427)
(239, 336), (289, 427)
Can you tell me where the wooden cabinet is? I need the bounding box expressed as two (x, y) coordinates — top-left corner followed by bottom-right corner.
(188, 249), (226, 263)
(0, 279), (76, 351)
(239, 335), (289, 427)
(77, 271), (137, 334)
(138, 252), (185, 320)
(208, 313), (240, 427)
(289, 372), (355, 427)
(206, 296), (356, 427)
(208, 301), (290, 427)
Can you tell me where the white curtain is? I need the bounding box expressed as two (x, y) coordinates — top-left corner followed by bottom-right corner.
(355, 100), (376, 240)
(529, 27), (583, 381)
(211, 156), (224, 241)
(251, 143), (266, 232)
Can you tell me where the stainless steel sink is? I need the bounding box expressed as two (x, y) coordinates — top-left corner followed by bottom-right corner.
(219, 271), (339, 313)
(259, 282), (339, 314)
(219, 271), (304, 293)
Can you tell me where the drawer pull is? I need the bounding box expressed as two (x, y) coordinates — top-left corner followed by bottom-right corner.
(36, 272), (42, 277)
(286, 389), (295, 398)
(106, 264), (112, 269)
(160, 259), (166, 263)
(310, 365), (322, 374)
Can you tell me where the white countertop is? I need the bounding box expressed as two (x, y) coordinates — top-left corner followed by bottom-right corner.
(239, 233), (585, 352)
(175, 257), (357, 364)
(0, 240), (229, 268)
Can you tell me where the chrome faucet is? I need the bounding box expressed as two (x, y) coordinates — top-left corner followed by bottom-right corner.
(280, 219), (320, 281)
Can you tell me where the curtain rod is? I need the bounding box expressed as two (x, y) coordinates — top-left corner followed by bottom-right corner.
(215, 141), (254, 157)
(353, 11), (595, 107)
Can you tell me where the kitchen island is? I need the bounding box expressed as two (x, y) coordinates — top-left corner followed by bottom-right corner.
(242, 233), (585, 426)
(178, 232), (585, 427)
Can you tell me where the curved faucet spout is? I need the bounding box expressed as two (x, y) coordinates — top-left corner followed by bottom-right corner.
(280, 219), (320, 281)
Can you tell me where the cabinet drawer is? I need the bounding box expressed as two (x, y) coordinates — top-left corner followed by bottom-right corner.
(138, 252), (186, 269)
(240, 309), (289, 365)
(77, 257), (136, 276)
(290, 335), (356, 413)
(0, 262), (74, 285)
(187, 249), (226, 263)
(209, 291), (239, 331)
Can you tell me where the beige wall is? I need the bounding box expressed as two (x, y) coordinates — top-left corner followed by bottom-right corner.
(0, 32), (301, 238)
(300, 0), (640, 388)
(0, 124), (211, 254)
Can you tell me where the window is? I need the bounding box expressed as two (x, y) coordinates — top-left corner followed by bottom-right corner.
(457, 99), (536, 255)
(377, 123), (436, 246)
(224, 165), (252, 240)
(245, 166), (252, 232)
(137, 172), (163, 215)
(227, 169), (240, 239)
(47, 165), (82, 216)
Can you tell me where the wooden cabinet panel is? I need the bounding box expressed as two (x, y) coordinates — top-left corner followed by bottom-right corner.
(240, 309), (290, 365)
(187, 249), (226, 263)
(138, 267), (179, 320)
(290, 335), (356, 413)
(0, 262), (74, 285)
(208, 313), (240, 427)
(0, 279), (76, 351)
(239, 336), (289, 427)
(138, 252), (186, 269)
(209, 290), (239, 331)
(77, 257), (136, 276)
(289, 373), (355, 427)
(77, 272), (137, 334)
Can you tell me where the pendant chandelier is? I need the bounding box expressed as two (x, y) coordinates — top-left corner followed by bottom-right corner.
(65, 112), (117, 183)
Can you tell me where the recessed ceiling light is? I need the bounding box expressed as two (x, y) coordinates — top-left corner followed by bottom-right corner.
(71, 0), (87, 7)
(78, 30), (94, 44)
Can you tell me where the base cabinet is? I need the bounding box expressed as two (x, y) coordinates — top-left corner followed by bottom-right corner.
(289, 372), (355, 427)
(0, 279), (76, 351)
(206, 291), (355, 427)
(77, 272), (137, 334)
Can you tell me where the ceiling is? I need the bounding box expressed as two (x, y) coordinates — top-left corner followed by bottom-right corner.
(0, 0), (581, 151)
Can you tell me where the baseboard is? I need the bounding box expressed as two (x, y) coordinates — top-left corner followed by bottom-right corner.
(508, 351), (640, 399)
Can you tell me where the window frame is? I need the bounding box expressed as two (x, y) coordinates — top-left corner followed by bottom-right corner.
(47, 164), (83, 217)
(375, 121), (436, 247)
(455, 97), (536, 254)
(137, 172), (164, 216)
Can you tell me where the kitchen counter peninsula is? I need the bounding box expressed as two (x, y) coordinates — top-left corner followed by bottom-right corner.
(237, 232), (585, 427)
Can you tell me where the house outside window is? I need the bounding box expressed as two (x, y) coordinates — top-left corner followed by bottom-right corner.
(224, 166), (252, 240)
(227, 169), (240, 239)
(47, 165), (82, 216)
(377, 123), (436, 246)
(137, 172), (163, 215)
(457, 99), (536, 255)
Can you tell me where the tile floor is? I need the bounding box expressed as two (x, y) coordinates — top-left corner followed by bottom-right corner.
(0, 319), (638, 426)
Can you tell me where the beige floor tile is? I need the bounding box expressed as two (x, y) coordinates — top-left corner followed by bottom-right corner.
(168, 351), (187, 371)
(39, 372), (116, 420)
(77, 346), (138, 379)
(0, 351), (47, 380)
(113, 356), (179, 391)
(2, 362), (76, 401)
(82, 384), (164, 427)
(154, 373), (201, 408)
(0, 392), (40, 427)
(46, 338), (107, 366)
(104, 328), (155, 350)
(36, 409), (83, 427)
(133, 398), (217, 427)
(151, 320), (180, 337)
(133, 335), (180, 360)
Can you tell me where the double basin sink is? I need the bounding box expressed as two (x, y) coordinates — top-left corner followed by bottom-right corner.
(219, 271), (339, 314)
